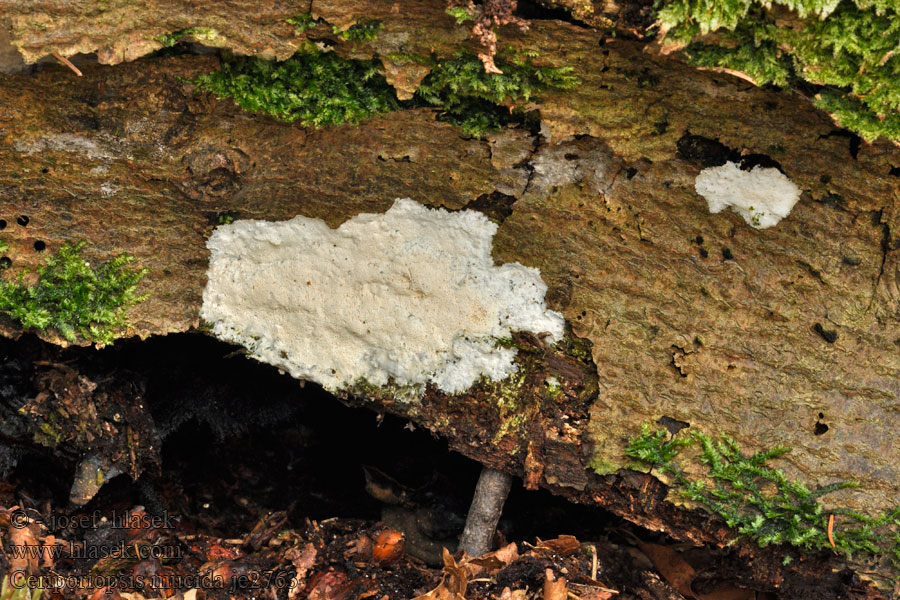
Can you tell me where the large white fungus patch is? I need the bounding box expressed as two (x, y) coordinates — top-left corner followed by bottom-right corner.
(695, 161), (801, 229)
(200, 198), (565, 395)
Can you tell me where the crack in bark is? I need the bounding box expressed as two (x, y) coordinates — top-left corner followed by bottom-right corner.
(867, 208), (892, 312)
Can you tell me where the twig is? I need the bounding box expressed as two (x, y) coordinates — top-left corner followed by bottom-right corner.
(458, 467), (513, 557)
(52, 53), (83, 77)
(590, 544), (598, 580)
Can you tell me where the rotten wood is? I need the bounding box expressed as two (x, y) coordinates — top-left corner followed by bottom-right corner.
(1, 2), (899, 596)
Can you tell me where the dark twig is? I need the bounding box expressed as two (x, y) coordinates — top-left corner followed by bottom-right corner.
(458, 466), (513, 556)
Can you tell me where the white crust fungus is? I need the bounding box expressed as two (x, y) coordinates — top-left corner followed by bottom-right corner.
(200, 198), (565, 395)
(695, 161), (801, 229)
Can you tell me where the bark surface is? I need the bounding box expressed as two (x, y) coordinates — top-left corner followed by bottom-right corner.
(1, 2), (900, 596)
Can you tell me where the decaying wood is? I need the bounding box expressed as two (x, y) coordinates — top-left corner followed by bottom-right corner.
(1, 1), (900, 596)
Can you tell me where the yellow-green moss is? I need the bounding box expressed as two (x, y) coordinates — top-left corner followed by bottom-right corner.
(0, 241), (147, 345)
(626, 423), (900, 562)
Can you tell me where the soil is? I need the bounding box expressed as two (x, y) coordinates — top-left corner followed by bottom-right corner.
(0, 333), (809, 600)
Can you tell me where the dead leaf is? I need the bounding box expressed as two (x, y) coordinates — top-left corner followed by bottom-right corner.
(534, 535), (581, 556)
(637, 542), (695, 598)
(543, 569), (567, 600)
(692, 580), (759, 600)
(571, 583), (617, 600)
(206, 542), (241, 561)
(5, 507), (41, 574)
(466, 542), (519, 575)
(410, 549), (468, 600)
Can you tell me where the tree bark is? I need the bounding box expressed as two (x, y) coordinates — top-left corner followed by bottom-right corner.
(1, 2), (899, 596)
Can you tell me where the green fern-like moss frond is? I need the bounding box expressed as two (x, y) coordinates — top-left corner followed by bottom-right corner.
(626, 424), (899, 561)
(0, 241), (147, 345)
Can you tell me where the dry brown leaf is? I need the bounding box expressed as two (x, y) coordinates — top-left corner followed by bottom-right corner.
(693, 580), (758, 600)
(637, 542), (696, 598)
(543, 569), (567, 600)
(410, 549), (469, 600)
(534, 535), (581, 556)
(571, 585), (617, 600)
(466, 542), (519, 575)
(5, 507), (41, 574)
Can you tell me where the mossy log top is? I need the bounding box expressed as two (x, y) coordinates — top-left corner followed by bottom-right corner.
(2, 2), (900, 595)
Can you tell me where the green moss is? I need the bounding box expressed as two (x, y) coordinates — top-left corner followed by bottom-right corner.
(626, 424), (900, 561)
(194, 49), (400, 126)
(416, 52), (580, 136)
(656, 0), (900, 141)
(195, 48), (579, 136)
(0, 241), (147, 345)
(446, 5), (477, 24)
(156, 27), (220, 47)
(287, 12), (382, 41)
(0, 239), (7, 254)
(337, 19), (384, 42)
(814, 89), (900, 140)
(286, 13), (317, 34)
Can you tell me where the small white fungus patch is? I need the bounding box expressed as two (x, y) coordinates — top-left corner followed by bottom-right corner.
(695, 161), (801, 229)
(200, 198), (565, 395)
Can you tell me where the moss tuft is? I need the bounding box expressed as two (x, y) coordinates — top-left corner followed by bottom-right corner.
(194, 49), (400, 126)
(287, 12), (383, 41)
(0, 241), (147, 345)
(156, 27), (220, 48)
(626, 424), (900, 560)
(195, 49), (579, 136)
(286, 13), (318, 34)
(415, 52), (580, 136)
(656, 0), (900, 141)
(337, 19), (384, 42)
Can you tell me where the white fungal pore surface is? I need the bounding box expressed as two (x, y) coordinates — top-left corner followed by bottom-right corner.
(695, 161), (802, 229)
(200, 198), (565, 395)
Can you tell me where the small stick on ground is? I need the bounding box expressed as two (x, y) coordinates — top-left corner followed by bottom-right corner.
(52, 53), (83, 76)
(458, 466), (513, 557)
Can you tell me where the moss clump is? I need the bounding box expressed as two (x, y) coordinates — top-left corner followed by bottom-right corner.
(627, 424), (900, 560)
(156, 27), (220, 47)
(286, 13), (318, 34)
(338, 19), (384, 42)
(656, 0), (900, 141)
(287, 12), (383, 41)
(196, 48), (579, 136)
(446, 5), (477, 24)
(194, 49), (400, 126)
(416, 53), (580, 136)
(0, 241), (147, 345)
